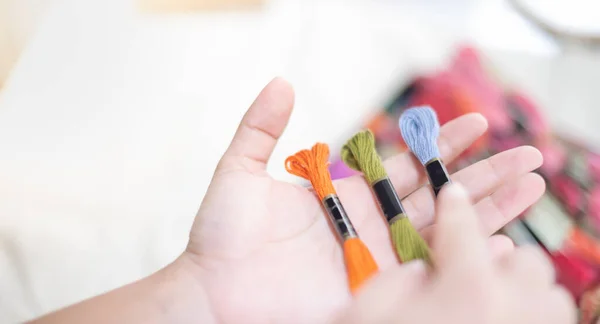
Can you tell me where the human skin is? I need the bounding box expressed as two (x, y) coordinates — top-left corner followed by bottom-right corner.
(30, 77), (555, 324)
(335, 184), (576, 324)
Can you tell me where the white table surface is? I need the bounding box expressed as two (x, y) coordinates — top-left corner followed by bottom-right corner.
(0, 0), (598, 321)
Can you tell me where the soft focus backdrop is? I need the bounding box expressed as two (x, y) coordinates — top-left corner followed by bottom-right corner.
(0, 0), (599, 322)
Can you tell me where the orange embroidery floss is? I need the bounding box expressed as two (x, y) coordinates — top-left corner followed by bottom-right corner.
(286, 143), (379, 293)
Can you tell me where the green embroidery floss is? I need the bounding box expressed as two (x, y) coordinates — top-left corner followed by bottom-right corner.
(341, 130), (432, 265)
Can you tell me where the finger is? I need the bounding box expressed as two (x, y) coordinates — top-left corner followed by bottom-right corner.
(487, 234), (515, 260)
(420, 173), (546, 240)
(434, 184), (491, 274)
(402, 146), (543, 230)
(335, 113), (487, 232)
(522, 286), (577, 324)
(546, 286), (578, 324)
(501, 245), (555, 288)
(218, 77), (295, 173)
(338, 261), (428, 324)
(384, 113), (488, 196)
(473, 172), (545, 235)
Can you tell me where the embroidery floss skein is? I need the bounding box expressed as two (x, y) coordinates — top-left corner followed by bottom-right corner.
(341, 130), (432, 265)
(285, 143), (378, 293)
(504, 217), (597, 300)
(399, 106), (452, 196)
(524, 193), (600, 269)
(581, 284), (600, 324)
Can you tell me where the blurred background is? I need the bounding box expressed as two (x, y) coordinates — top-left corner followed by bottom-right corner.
(0, 0), (599, 322)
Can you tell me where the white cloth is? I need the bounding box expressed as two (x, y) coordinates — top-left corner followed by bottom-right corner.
(0, 0), (451, 321)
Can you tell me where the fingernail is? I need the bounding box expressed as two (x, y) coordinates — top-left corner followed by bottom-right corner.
(443, 183), (468, 199)
(402, 260), (427, 273)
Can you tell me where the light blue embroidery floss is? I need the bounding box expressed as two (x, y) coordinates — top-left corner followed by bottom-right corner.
(399, 106), (451, 196)
(399, 106), (440, 165)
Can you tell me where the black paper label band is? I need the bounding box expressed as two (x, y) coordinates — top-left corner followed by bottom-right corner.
(372, 177), (407, 223)
(425, 158), (451, 196)
(322, 195), (357, 239)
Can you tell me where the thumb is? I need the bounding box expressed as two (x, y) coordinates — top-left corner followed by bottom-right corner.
(433, 184), (491, 274)
(217, 77), (295, 173)
(337, 261), (427, 324)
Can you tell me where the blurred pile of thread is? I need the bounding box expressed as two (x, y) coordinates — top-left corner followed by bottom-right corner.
(329, 46), (600, 324)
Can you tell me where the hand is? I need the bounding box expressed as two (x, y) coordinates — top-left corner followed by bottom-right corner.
(336, 184), (576, 324)
(182, 78), (547, 323)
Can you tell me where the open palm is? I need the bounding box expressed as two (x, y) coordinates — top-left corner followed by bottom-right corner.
(184, 78), (545, 323)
